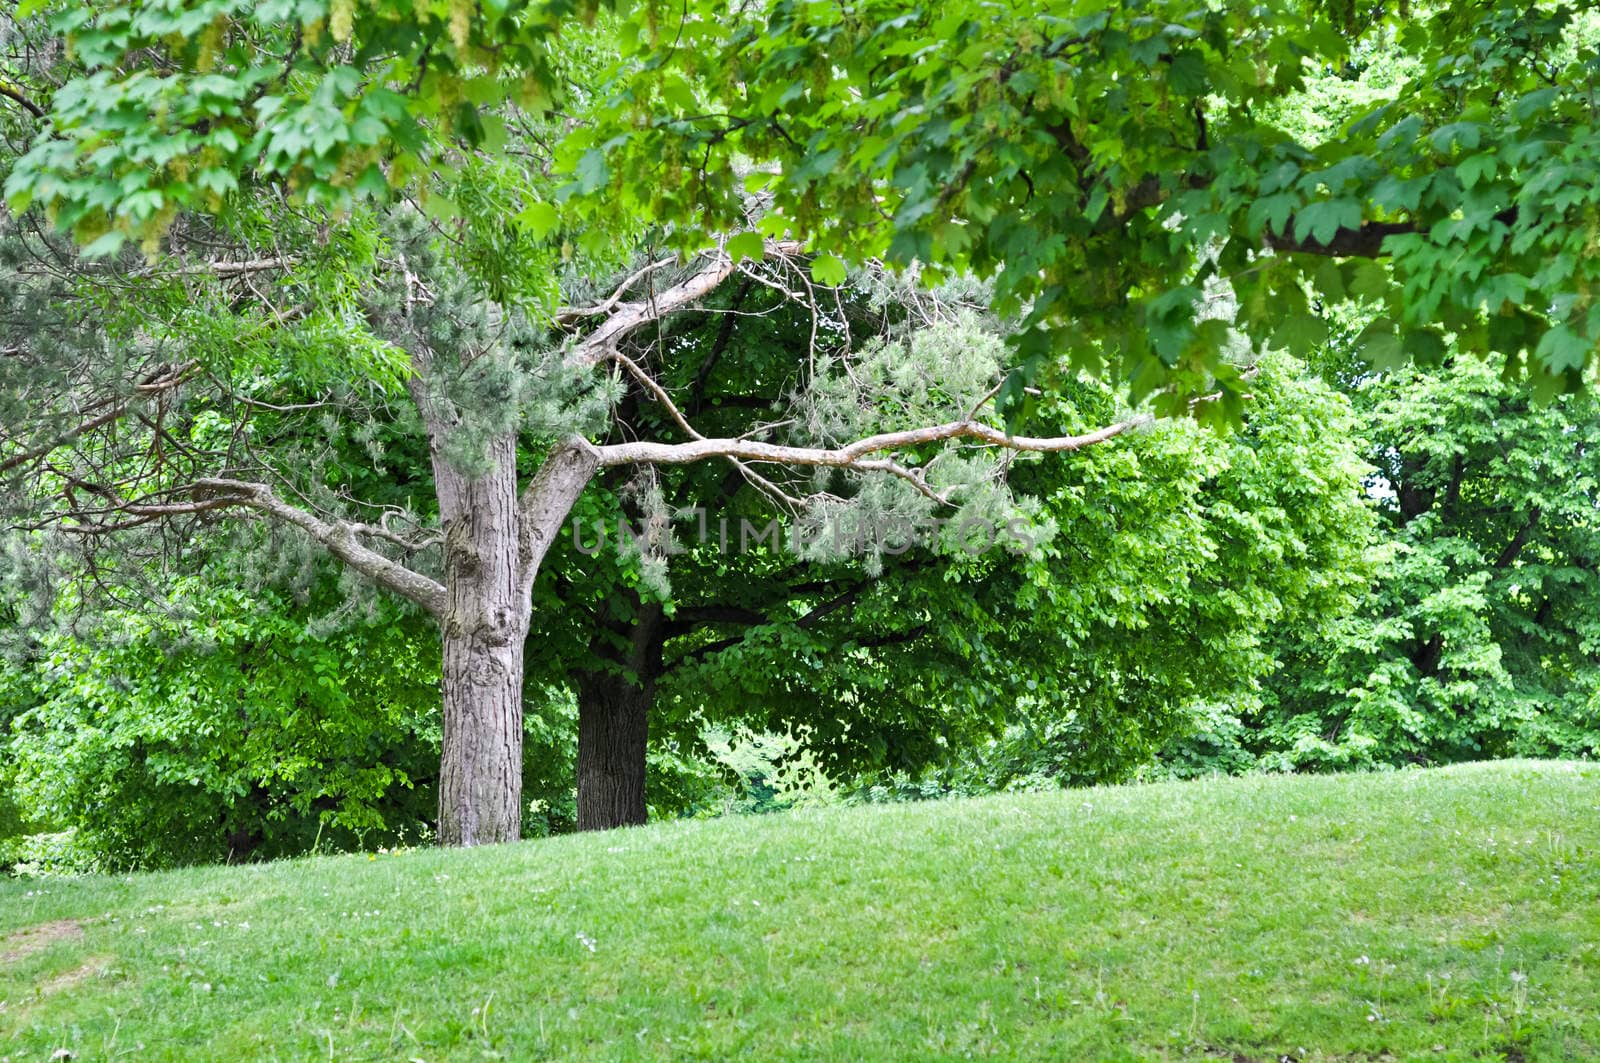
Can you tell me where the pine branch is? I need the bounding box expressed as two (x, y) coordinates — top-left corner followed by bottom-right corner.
(594, 415), (1145, 471)
(184, 478), (448, 617)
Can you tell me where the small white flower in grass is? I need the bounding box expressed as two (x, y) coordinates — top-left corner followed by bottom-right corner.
(576, 932), (597, 953)
(1353, 955), (1370, 966)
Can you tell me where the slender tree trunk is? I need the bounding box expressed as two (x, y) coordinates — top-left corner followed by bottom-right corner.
(575, 603), (664, 831)
(576, 669), (653, 830)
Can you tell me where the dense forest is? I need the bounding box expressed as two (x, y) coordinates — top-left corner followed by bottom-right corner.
(3, 0), (1599, 873)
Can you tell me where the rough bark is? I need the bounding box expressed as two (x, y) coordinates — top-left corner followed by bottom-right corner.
(434, 432), (529, 845)
(576, 603), (664, 831)
(432, 434), (600, 846)
(575, 668), (654, 831)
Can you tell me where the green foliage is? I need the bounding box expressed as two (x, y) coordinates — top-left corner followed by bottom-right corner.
(579, 1), (1600, 411)
(824, 351), (1379, 792)
(16, 1), (1600, 413)
(1, 0), (602, 254)
(2, 577), (444, 869)
(3, 763), (1599, 1058)
(1168, 355), (1600, 775)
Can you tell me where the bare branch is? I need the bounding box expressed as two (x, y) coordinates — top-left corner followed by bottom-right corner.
(0, 362), (197, 474)
(566, 239), (804, 366)
(607, 348), (807, 508)
(552, 256), (677, 325)
(172, 256), (295, 278)
(594, 415), (1145, 471)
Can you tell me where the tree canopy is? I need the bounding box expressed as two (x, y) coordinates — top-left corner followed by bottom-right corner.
(8, 1), (1600, 410)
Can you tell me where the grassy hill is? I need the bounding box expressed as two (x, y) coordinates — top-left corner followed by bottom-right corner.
(2, 761), (1598, 1061)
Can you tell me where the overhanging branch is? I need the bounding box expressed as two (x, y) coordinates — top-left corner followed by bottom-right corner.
(185, 478), (448, 618)
(566, 239), (804, 366)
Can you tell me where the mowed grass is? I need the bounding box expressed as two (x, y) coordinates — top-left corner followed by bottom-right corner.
(2, 762), (1599, 1061)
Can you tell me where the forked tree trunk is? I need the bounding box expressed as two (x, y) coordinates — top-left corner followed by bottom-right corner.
(576, 669), (653, 830)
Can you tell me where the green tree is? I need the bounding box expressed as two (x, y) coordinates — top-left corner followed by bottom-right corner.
(0, 191), (1138, 845)
(542, 312), (1375, 825)
(10, 0), (1582, 845)
(1219, 356), (1600, 769)
(1, 572), (445, 868)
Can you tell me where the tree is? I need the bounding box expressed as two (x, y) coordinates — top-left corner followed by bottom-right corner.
(11, 0), (1579, 844)
(0, 569), (445, 868)
(1216, 354), (1600, 770)
(534, 302), (1375, 826)
(0, 173), (1136, 846)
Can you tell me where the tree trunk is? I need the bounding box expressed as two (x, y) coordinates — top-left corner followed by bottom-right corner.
(439, 618), (529, 846)
(575, 602), (664, 831)
(431, 435), (600, 846)
(436, 434), (529, 846)
(576, 668), (653, 830)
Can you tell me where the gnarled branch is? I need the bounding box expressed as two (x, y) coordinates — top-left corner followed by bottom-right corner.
(594, 415), (1144, 470)
(184, 478), (448, 617)
(566, 239), (804, 366)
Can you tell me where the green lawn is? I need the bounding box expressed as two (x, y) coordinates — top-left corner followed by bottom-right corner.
(2, 761), (1598, 1061)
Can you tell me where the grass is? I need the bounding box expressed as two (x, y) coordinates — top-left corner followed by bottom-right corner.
(1, 760), (1598, 1061)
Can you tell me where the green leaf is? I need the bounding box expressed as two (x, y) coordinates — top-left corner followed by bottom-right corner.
(1246, 193), (1296, 238)
(1359, 325), (1405, 370)
(1292, 199), (1362, 247)
(727, 231), (765, 264)
(810, 252), (848, 286)
(575, 149), (609, 194)
(1456, 154), (1497, 190)
(517, 201), (560, 241)
(1372, 175), (1427, 214)
(1164, 51), (1208, 97)
(1348, 261), (1392, 301)
(1271, 311), (1329, 352)
(1535, 323), (1590, 374)
(80, 230), (127, 259)
(1407, 328), (1447, 367)
(1430, 122), (1481, 154)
